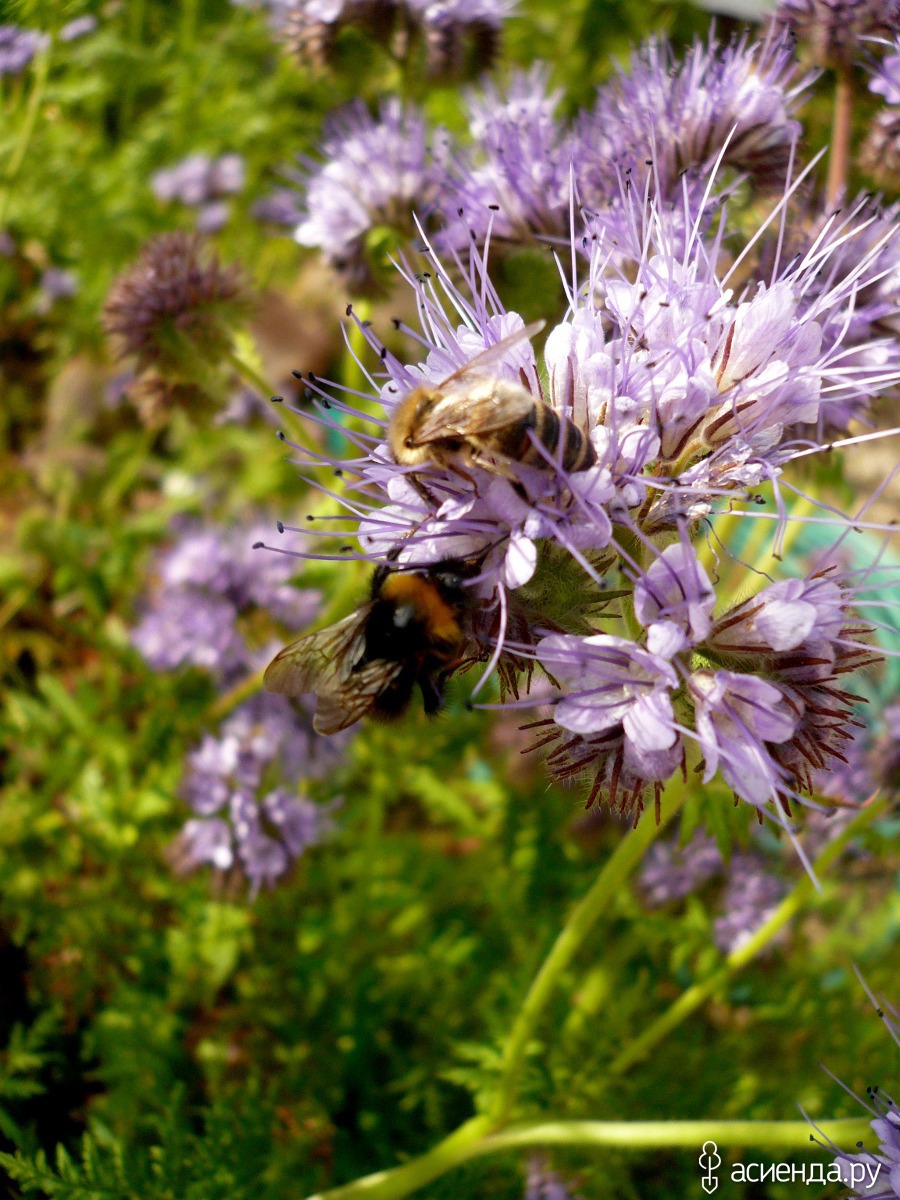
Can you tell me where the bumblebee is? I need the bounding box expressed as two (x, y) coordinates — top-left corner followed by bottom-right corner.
(263, 561), (475, 734)
(388, 321), (596, 479)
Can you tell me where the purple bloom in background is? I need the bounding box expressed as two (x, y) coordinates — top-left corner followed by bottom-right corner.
(772, 0), (900, 69)
(131, 588), (249, 676)
(577, 34), (809, 204)
(178, 692), (342, 891)
(870, 39), (900, 103)
(639, 829), (724, 906)
(713, 853), (785, 954)
(151, 154), (245, 205)
(253, 187), (302, 227)
(131, 519), (319, 678)
(59, 16), (98, 41)
(445, 65), (574, 247)
(524, 1158), (581, 1200)
(0, 26), (47, 75)
(862, 110), (900, 188)
(295, 98), (449, 290)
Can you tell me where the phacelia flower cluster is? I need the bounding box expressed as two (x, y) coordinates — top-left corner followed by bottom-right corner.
(103, 231), (250, 422)
(132, 520), (340, 890)
(0, 26), (46, 76)
(178, 691), (341, 892)
(268, 140), (899, 822)
(151, 152), (246, 233)
(291, 34), (810, 285)
(132, 518), (319, 679)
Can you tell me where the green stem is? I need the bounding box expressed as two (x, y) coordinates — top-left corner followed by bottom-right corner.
(826, 66), (854, 207)
(301, 1116), (492, 1200)
(477, 1117), (870, 1154)
(608, 795), (888, 1077)
(228, 351), (272, 400)
(210, 668), (265, 722)
(300, 1118), (868, 1200)
(491, 781), (687, 1124)
(0, 47), (51, 229)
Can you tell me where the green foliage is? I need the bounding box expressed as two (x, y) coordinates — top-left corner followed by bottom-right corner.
(0, 1), (898, 1199)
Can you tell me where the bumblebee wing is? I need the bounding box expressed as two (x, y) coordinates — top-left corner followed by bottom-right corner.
(436, 319), (546, 390)
(263, 608), (370, 697)
(312, 659), (406, 734)
(408, 380), (535, 446)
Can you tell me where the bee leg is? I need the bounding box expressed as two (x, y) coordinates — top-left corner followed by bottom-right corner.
(409, 473), (440, 509)
(446, 459), (480, 496)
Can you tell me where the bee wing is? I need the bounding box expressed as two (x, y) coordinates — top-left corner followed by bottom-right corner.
(407, 379), (535, 447)
(436, 319), (545, 390)
(312, 659), (406, 734)
(263, 608), (371, 698)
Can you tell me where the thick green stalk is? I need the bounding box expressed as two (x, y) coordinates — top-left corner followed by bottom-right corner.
(491, 782), (687, 1123)
(608, 796), (888, 1077)
(300, 1118), (868, 1200)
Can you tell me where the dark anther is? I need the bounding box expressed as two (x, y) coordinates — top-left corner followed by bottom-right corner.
(306, 515), (314, 521)
(322, 399), (331, 409)
(252, 541), (264, 549)
(341, 545), (352, 552)
(276, 521), (284, 533)
(334, 468), (343, 477)
(270, 394), (283, 403)
(391, 317), (402, 329)
(277, 431), (286, 440)
(488, 204), (500, 211)
(345, 303), (353, 316)
(292, 369), (304, 380)
(380, 347), (388, 360)
(308, 371), (317, 381)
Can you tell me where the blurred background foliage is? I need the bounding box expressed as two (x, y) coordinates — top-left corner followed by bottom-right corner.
(0, 0), (897, 1198)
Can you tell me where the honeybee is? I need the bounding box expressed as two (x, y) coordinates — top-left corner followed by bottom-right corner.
(388, 321), (597, 479)
(263, 560), (475, 734)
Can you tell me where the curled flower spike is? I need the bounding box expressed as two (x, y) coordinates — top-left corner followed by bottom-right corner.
(267, 162), (899, 818)
(294, 99), (449, 292)
(578, 33), (811, 203)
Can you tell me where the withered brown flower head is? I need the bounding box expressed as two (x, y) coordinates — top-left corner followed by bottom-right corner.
(103, 231), (249, 374)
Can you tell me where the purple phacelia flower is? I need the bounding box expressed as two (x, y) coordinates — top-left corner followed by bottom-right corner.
(0, 26), (47, 76)
(639, 828), (724, 906)
(151, 153), (245, 208)
(577, 34), (810, 204)
(870, 38), (900, 104)
(253, 188), (302, 227)
(772, 0), (900, 70)
(131, 519), (319, 679)
(524, 1158), (581, 1200)
(177, 692), (341, 891)
(266, 157), (898, 819)
(131, 589), (249, 676)
(59, 16), (98, 41)
(713, 852), (785, 954)
(295, 98), (450, 291)
(444, 65), (575, 248)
